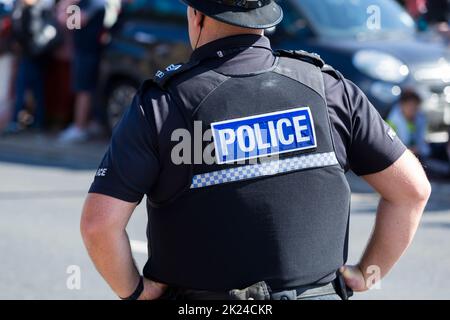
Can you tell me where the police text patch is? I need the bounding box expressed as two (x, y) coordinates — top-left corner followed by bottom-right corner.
(211, 107), (317, 164)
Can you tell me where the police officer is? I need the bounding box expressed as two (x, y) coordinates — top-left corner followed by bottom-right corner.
(81, 0), (431, 300)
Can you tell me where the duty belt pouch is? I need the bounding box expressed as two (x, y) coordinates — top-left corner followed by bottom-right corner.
(228, 281), (271, 300)
(333, 271), (353, 300)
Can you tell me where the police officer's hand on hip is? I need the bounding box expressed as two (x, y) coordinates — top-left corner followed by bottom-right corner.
(81, 0), (431, 300)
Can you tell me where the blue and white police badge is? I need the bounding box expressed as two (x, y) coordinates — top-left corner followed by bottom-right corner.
(211, 107), (317, 164)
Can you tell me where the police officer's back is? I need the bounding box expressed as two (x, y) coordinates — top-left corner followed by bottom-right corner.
(81, 0), (431, 301)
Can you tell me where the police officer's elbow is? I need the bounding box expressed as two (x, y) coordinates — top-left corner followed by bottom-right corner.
(80, 207), (109, 242)
(408, 177), (432, 204)
(419, 179), (432, 202)
(80, 211), (98, 243)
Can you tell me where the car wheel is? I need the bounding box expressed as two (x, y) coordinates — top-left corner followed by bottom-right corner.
(106, 80), (138, 131)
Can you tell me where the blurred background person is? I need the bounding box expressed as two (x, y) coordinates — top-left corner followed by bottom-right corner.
(425, 0), (449, 25)
(0, 0), (15, 130)
(387, 89), (431, 159)
(57, 0), (105, 143)
(45, 0), (74, 129)
(401, 0), (429, 29)
(403, 0), (428, 19)
(401, 0), (450, 36)
(386, 88), (450, 180)
(426, 0), (450, 42)
(3, 0), (61, 134)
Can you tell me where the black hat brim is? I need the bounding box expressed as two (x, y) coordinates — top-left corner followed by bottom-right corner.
(181, 0), (283, 29)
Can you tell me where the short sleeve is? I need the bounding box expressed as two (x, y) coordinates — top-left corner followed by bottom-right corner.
(344, 79), (407, 176)
(88, 94), (160, 203)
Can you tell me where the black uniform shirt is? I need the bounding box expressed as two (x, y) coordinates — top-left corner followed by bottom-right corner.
(89, 34), (406, 203)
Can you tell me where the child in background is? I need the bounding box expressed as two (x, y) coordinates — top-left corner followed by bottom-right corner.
(387, 89), (430, 159)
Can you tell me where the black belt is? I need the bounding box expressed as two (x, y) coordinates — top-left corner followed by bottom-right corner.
(159, 281), (345, 300)
(273, 282), (337, 300)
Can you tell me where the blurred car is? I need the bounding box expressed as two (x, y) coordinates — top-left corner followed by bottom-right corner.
(273, 0), (450, 141)
(100, 0), (450, 142)
(98, 0), (190, 129)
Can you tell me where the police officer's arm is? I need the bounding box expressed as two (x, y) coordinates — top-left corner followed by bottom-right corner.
(82, 194), (166, 299)
(342, 151), (431, 291)
(327, 76), (431, 291)
(81, 94), (166, 299)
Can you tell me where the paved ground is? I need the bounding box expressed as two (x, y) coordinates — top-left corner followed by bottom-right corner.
(0, 133), (449, 300)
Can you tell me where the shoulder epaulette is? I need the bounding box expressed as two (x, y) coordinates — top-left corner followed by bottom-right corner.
(152, 60), (200, 90)
(275, 49), (325, 68)
(321, 64), (343, 80)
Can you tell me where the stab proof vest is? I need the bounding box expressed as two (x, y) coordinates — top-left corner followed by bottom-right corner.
(142, 49), (351, 291)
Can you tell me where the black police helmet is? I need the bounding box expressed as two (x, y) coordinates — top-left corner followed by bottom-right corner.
(181, 0), (284, 29)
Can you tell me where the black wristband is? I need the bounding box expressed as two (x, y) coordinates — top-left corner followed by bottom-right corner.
(121, 276), (144, 300)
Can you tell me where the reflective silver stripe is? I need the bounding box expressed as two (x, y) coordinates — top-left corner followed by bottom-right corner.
(190, 152), (339, 189)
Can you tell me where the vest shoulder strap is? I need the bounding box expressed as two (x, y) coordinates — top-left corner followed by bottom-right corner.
(152, 60), (201, 90)
(275, 49), (325, 68)
(275, 49), (343, 80)
(274, 50), (327, 100)
(137, 78), (157, 94)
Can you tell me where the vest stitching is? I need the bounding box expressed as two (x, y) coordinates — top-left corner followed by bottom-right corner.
(191, 75), (231, 117)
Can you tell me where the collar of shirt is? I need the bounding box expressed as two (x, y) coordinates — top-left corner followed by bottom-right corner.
(190, 34), (276, 75)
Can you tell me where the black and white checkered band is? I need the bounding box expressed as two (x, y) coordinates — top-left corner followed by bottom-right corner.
(190, 151), (339, 189)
